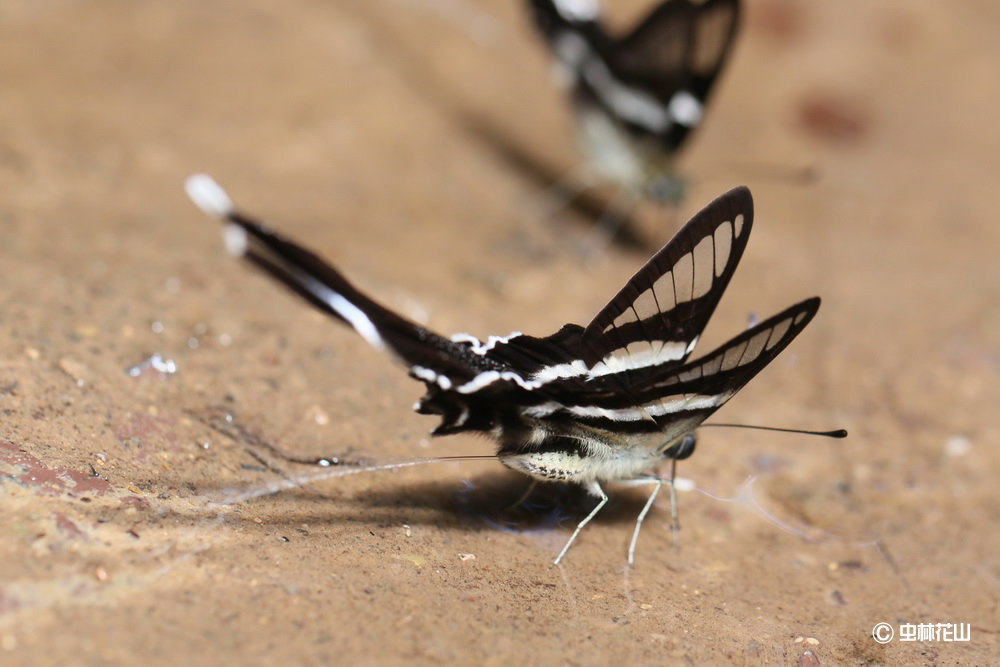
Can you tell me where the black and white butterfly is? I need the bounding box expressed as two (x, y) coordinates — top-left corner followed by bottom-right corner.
(526, 0), (741, 204)
(186, 175), (822, 566)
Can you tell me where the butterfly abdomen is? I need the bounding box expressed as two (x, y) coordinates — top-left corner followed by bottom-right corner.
(498, 432), (666, 484)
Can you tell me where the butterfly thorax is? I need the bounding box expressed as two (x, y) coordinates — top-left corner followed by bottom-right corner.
(573, 103), (685, 204)
(413, 366), (694, 485)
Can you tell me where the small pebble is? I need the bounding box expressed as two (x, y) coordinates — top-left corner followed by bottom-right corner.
(306, 405), (330, 426)
(58, 357), (91, 387)
(75, 324), (98, 338)
(945, 435), (971, 457)
(799, 649), (821, 665)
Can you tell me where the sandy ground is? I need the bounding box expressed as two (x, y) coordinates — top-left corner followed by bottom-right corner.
(1, 0), (997, 664)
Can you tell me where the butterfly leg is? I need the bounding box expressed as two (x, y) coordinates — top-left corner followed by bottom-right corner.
(669, 458), (681, 544)
(662, 433), (697, 543)
(582, 186), (642, 258)
(626, 476), (663, 567)
(504, 479), (539, 512)
(552, 480), (607, 566)
(534, 163), (600, 221)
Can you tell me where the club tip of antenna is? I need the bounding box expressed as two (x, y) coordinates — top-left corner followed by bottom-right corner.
(700, 423), (849, 439)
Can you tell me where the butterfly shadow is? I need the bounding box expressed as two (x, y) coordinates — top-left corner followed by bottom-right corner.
(333, 1), (658, 254)
(457, 112), (655, 253)
(229, 469), (664, 537)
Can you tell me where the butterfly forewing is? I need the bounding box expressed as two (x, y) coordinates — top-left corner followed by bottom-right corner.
(580, 186), (752, 376)
(612, 0), (740, 98)
(610, 1), (695, 87)
(689, 0), (740, 91)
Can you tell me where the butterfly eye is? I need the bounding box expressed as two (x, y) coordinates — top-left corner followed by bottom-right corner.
(647, 176), (686, 203)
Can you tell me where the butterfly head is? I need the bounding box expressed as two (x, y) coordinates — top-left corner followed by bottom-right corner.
(644, 167), (686, 205)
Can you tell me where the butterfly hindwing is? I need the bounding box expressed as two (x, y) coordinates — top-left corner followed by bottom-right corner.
(185, 176), (495, 392)
(585, 297), (820, 426)
(513, 296), (819, 445)
(645, 297), (820, 400)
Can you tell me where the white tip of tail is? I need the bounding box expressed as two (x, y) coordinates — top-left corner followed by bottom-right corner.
(223, 224), (248, 257)
(185, 173), (234, 219)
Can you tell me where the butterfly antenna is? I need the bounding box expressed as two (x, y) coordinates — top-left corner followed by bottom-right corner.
(533, 163), (600, 220)
(223, 455), (498, 504)
(695, 476), (883, 547)
(696, 161), (819, 187)
(700, 423), (847, 438)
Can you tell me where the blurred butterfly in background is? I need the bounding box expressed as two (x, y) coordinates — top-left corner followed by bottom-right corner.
(525, 0), (741, 209)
